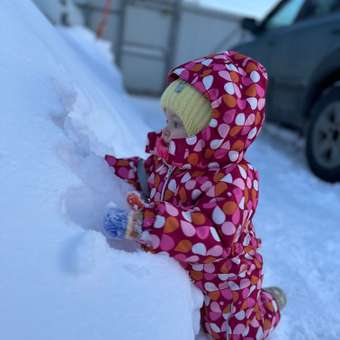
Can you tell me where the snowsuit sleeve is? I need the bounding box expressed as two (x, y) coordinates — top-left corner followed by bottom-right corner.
(105, 154), (143, 191)
(137, 181), (244, 264)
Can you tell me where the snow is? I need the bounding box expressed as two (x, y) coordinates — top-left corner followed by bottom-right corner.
(1, 0), (340, 339)
(0, 1), (202, 340)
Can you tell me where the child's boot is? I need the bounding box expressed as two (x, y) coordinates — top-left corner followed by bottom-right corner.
(264, 286), (287, 311)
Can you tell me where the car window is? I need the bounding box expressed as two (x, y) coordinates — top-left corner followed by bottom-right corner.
(265, 0), (305, 29)
(298, 0), (340, 20)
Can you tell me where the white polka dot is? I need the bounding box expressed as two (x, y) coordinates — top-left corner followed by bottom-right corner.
(154, 215), (165, 228)
(212, 206), (225, 224)
(228, 150), (239, 161)
(235, 113), (245, 126)
(209, 118), (218, 128)
(205, 282), (218, 292)
(210, 139), (223, 150)
(224, 82), (235, 95)
(186, 136), (197, 145)
(250, 70), (260, 83)
(169, 140), (176, 155)
(248, 127), (257, 139)
(192, 243), (207, 255)
(191, 189), (201, 200)
(181, 172), (191, 183)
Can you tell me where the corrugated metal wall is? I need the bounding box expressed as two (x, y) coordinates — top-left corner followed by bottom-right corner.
(33, 0), (245, 95)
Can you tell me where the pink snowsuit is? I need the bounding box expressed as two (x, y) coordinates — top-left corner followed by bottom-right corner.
(105, 50), (281, 339)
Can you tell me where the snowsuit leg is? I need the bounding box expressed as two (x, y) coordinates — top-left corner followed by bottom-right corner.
(198, 254), (280, 340)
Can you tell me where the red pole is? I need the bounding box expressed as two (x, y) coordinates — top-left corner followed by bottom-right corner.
(96, 0), (112, 39)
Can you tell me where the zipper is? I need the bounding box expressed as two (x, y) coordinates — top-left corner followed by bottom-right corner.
(160, 164), (175, 201)
(226, 302), (232, 340)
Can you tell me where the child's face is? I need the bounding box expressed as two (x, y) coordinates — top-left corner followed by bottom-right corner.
(161, 107), (188, 144)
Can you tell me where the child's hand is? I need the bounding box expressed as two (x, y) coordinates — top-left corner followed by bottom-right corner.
(126, 191), (146, 211)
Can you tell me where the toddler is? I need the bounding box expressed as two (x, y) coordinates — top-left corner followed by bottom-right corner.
(104, 50), (286, 339)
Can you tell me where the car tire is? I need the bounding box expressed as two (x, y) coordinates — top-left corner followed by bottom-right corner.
(306, 86), (340, 182)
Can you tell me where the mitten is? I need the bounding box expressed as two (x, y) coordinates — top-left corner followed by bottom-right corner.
(102, 202), (143, 240)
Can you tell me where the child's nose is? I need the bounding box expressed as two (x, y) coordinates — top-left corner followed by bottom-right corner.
(162, 127), (170, 138)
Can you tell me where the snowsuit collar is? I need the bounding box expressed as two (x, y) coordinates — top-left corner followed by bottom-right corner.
(145, 50), (268, 170)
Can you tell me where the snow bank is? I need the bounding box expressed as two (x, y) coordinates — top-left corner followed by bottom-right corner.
(0, 1), (203, 339)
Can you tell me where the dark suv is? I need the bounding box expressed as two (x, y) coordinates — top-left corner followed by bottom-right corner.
(232, 0), (340, 182)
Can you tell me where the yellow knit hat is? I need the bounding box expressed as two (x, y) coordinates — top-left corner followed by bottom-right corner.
(160, 78), (212, 136)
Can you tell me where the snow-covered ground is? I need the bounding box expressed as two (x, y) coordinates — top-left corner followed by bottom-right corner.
(1, 1), (340, 340)
(0, 1), (201, 340)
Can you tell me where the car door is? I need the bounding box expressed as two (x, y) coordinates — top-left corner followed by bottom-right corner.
(263, 0), (340, 127)
(235, 0), (306, 121)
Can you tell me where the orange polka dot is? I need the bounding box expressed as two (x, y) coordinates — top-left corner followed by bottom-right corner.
(241, 299), (248, 310)
(144, 210), (155, 219)
(232, 140), (245, 151)
(191, 63), (203, 72)
(230, 71), (240, 83)
(254, 258), (262, 269)
(117, 160), (129, 166)
(223, 201), (237, 215)
(244, 188), (249, 205)
(246, 84), (257, 97)
(192, 170), (204, 177)
(212, 109), (221, 119)
(179, 187), (187, 202)
(265, 301), (274, 313)
(190, 270), (203, 281)
(203, 256), (216, 264)
(204, 149), (214, 159)
(255, 111), (262, 125)
(192, 212), (206, 225)
(232, 291), (240, 303)
(213, 172), (224, 182)
(154, 175), (160, 187)
(164, 216), (179, 233)
(188, 153), (199, 166)
(233, 52), (245, 60)
(175, 240), (192, 253)
(223, 304), (231, 314)
(251, 189), (257, 203)
(255, 305), (262, 321)
(244, 245), (254, 254)
(246, 62), (257, 73)
(223, 94), (236, 108)
(264, 319), (272, 330)
(251, 275), (259, 284)
(220, 261), (232, 273)
(216, 182), (228, 195)
(202, 69), (212, 76)
(164, 190), (174, 201)
(230, 126), (242, 137)
(209, 291), (221, 301)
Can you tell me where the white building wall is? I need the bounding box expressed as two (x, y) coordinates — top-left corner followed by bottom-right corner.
(34, 0), (245, 95)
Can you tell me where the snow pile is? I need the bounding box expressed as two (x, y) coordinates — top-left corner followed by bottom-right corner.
(0, 1), (203, 339)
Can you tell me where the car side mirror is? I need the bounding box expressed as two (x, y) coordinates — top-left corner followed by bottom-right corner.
(241, 17), (260, 33)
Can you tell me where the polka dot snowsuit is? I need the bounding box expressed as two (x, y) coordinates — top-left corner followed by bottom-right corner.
(105, 50), (281, 339)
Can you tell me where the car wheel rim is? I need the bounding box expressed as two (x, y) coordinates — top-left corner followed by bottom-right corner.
(312, 101), (340, 169)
